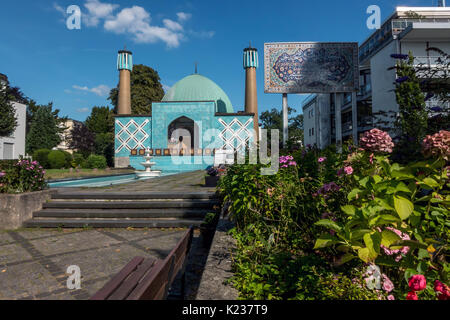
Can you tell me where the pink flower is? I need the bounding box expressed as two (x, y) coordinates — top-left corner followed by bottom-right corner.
(382, 274), (394, 293)
(318, 157), (326, 163)
(409, 275), (427, 292)
(406, 291), (418, 300)
(359, 128), (394, 153)
(343, 166), (354, 175)
(387, 295), (395, 300)
(422, 130), (450, 161)
(0, 171), (5, 178)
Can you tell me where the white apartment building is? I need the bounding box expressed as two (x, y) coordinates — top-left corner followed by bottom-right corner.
(0, 74), (26, 160)
(303, 6), (450, 149)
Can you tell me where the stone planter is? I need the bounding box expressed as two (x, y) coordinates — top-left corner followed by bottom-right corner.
(0, 190), (52, 230)
(205, 176), (220, 188)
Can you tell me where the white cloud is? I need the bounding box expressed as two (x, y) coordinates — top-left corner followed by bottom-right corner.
(83, 0), (119, 27)
(53, 1), (214, 47)
(163, 19), (183, 32)
(72, 84), (110, 96)
(77, 107), (90, 113)
(176, 12), (191, 22)
(162, 84), (171, 93)
(104, 6), (183, 47)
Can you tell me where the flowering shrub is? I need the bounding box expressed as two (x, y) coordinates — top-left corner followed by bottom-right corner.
(0, 158), (47, 193)
(421, 130), (450, 161)
(218, 133), (448, 300)
(359, 128), (395, 154)
(279, 155), (297, 168)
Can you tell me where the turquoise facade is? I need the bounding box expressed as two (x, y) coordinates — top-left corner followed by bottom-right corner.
(115, 101), (255, 173)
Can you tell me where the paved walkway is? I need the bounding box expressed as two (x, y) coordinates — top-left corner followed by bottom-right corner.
(0, 171), (216, 300)
(0, 228), (209, 300)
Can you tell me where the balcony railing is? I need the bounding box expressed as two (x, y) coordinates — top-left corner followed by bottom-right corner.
(392, 18), (450, 35)
(359, 17), (450, 62)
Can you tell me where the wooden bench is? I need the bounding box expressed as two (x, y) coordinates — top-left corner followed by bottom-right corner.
(90, 227), (194, 300)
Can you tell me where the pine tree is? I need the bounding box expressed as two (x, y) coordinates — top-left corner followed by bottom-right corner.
(0, 85), (18, 137)
(26, 105), (61, 154)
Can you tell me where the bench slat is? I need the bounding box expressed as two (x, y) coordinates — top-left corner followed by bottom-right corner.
(90, 256), (145, 300)
(107, 258), (156, 300)
(126, 255), (175, 300)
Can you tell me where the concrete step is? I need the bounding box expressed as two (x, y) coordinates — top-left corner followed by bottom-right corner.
(33, 209), (208, 219)
(51, 192), (218, 200)
(43, 200), (219, 210)
(23, 218), (203, 229)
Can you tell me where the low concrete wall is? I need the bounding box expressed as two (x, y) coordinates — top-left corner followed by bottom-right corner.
(0, 190), (52, 230)
(196, 217), (239, 300)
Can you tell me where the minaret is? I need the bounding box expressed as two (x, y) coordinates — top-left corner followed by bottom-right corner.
(117, 49), (133, 114)
(243, 44), (259, 141)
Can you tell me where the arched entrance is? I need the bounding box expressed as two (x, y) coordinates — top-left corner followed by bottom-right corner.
(168, 116), (199, 153)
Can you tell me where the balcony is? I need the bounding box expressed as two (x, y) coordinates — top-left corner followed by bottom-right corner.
(392, 18), (450, 35)
(359, 17), (450, 63)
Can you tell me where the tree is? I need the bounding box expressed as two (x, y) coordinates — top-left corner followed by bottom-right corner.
(26, 105), (61, 154)
(392, 53), (428, 162)
(0, 85), (17, 137)
(415, 47), (450, 134)
(95, 132), (115, 167)
(68, 122), (95, 158)
(260, 107), (304, 149)
(108, 64), (165, 115)
(85, 106), (114, 134)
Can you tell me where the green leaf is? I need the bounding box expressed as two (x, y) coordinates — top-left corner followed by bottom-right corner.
(341, 205), (356, 216)
(364, 232), (381, 256)
(335, 253), (355, 266)
(394, 182), (412, 194)
(314, 219), (342, 232)
(348, 189), (362, 201)
(381, 230), (401, 247)
(314, 234), (339, 249)
(350, 229), (372, 240)
(393, 195), (414, 220)
(358, 247), (377, 263)
(359, 177), (370, 188)
(392, 240), (428, 250)
(422, 177), (439, 188)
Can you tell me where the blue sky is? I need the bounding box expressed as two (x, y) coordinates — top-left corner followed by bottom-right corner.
(0, 0), (435, 121)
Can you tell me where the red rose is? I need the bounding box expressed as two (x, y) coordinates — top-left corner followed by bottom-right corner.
(409, 275), (427, 291)
(406, 291), (418, 300)
(435, 280), (445, 293)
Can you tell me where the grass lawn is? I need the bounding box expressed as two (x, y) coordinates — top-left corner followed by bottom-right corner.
(45, 168), (135, 180)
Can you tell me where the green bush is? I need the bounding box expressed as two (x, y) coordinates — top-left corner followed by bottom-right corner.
(86, 154), (107, 169)
(62, 151), (73, 168)
(47, 150), (67, 169)
(33, 149), (51, 169)
(72, 153), (85, 168)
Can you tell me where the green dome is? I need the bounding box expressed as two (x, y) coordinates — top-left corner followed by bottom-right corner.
(162, 74), (234, 113)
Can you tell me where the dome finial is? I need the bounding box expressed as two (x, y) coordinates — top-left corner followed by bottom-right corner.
(195, 62), (198, 74)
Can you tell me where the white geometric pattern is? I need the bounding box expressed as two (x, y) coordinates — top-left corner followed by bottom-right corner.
(218, 118), (253, 150)
(116, 119), (150, 153)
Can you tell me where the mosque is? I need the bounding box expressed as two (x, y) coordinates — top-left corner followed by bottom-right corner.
(114, 46), (260, 173)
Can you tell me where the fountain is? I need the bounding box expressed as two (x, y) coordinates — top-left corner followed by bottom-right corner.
(135, 148), (162, 178)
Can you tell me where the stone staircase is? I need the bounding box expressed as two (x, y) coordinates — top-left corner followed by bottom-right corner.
(23, 191), (220, 229)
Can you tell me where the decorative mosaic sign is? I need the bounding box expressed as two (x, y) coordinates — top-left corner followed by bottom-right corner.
(264, 42), (359, 93)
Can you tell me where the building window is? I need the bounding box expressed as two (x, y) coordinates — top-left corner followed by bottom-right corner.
(312, 128), (314, 136)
